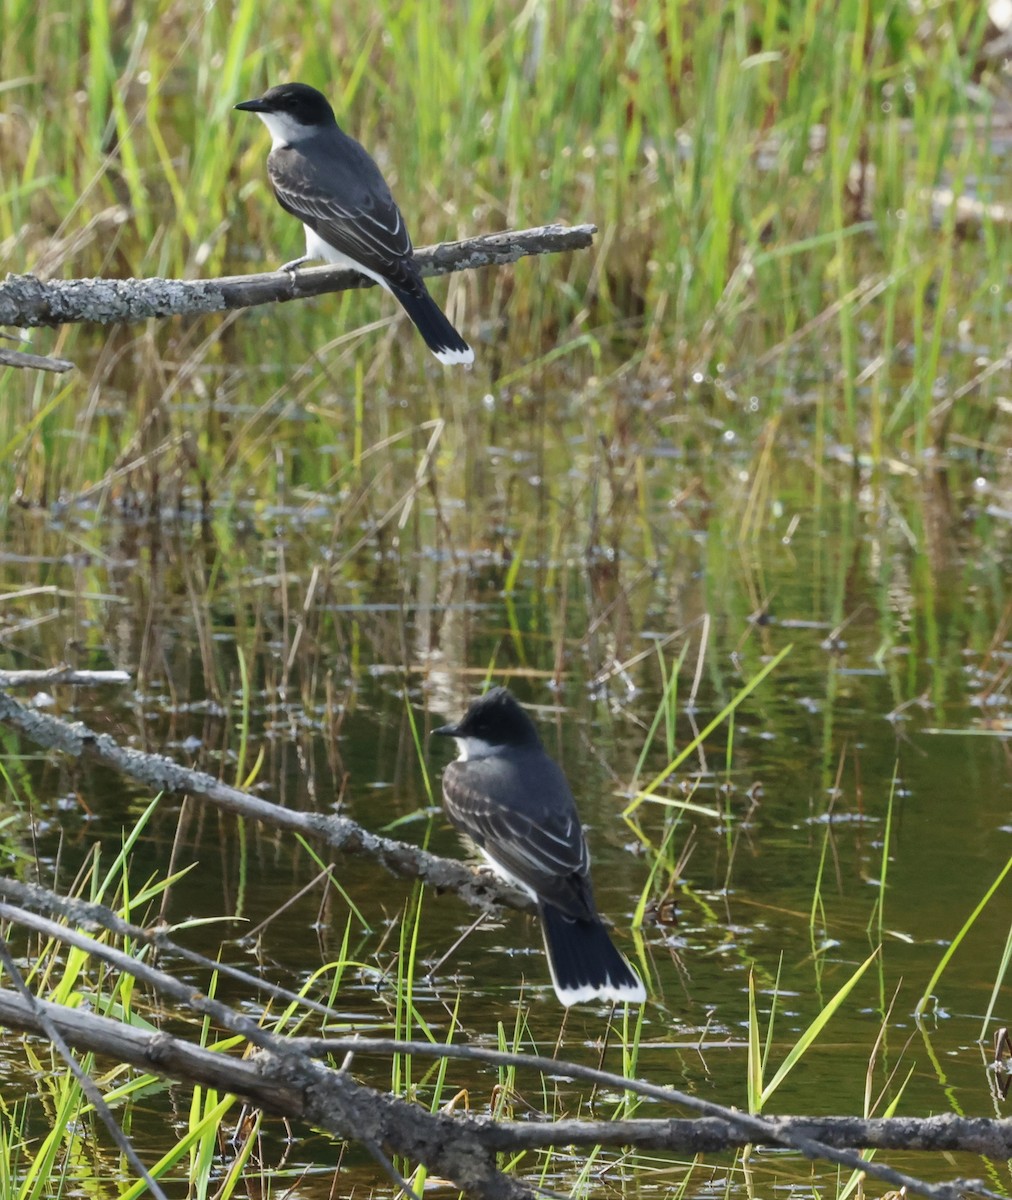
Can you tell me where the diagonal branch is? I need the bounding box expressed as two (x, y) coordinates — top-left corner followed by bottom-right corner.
(0, 224), (595, 329)
(0, 686), (531, 916)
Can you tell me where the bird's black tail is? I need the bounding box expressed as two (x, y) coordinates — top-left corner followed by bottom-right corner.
(390, 281), (473, 365)
(539, 904), (646, 1006)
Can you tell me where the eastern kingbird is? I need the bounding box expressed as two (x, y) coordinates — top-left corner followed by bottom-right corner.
(235, 82), (473, 366)
(434, 687), (646, 1006)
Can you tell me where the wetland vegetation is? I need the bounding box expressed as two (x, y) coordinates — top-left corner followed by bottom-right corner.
(1, 1), (1011, 1197)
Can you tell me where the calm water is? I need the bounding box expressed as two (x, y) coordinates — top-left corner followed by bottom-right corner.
(2, 374), (1011, 1196)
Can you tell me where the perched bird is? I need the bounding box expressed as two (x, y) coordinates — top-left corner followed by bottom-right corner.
(235, 82), (473, 365)
(434, 687), (646, 1006)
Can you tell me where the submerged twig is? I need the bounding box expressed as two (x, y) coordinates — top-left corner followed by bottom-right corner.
(0, 224), (595, 329)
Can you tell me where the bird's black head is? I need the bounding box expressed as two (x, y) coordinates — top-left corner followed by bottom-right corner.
(235, 82), (337, 127)
(434, 687), (544, 750)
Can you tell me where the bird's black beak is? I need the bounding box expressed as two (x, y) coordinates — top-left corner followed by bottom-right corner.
(433, 721), (459, 738)
(234, 97), (270, 113)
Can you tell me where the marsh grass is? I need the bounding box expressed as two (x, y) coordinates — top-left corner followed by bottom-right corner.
(915, 853), (1012, 1019)
(746, 948), (878, 1115)
(624, 642), (793, 817)
(3, 499), (1008, 1200)
(1, 809), (247, 1198)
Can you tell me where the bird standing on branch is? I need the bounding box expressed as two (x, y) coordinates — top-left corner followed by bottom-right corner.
(434, 687), (646, 1006)
(235, 82), (473, 365)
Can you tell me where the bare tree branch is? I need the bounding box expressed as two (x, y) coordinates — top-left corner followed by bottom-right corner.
(0, 347), (75, 372)
(0, 224), (595, 329)
(0, 667), (131, 686)
(303, 1039), (1003, 1200)
(0, 799), (1003, 1200)
(0, 686), (531, 916)
(1, 879), (1002, 1183)
(0, 876), (358, 1021)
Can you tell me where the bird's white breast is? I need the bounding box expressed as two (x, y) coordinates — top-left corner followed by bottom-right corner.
(253, 109), (311, 149)
(451, 736), (498, 762)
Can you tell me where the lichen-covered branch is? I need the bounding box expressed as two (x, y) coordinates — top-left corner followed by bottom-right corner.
(0, 686), (531, 916)
(0, 224), (595, 329)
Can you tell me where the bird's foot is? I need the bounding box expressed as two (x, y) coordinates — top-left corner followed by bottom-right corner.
(279, 256), (309, 274)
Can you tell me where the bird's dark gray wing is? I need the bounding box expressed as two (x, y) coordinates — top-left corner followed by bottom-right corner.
(442, 756), (596, 920)
(267, 133), (421, 289)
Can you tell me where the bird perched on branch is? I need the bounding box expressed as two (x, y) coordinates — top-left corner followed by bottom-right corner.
(434, 687), (646, 1006)
(235, 82), (473, 365)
